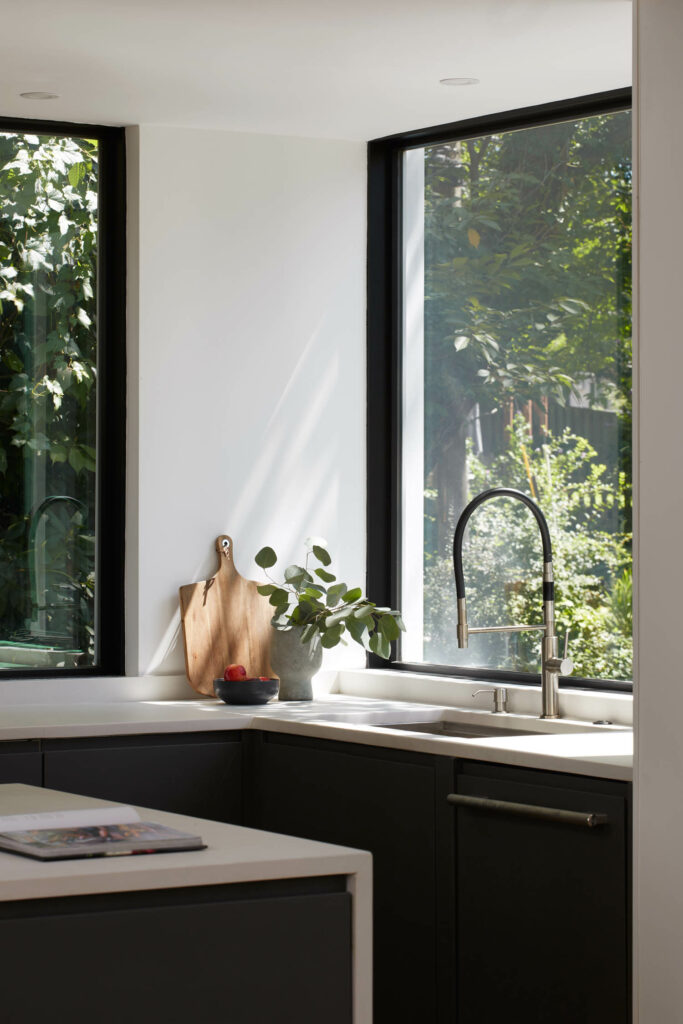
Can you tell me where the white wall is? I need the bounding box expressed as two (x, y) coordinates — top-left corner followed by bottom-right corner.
(126, 126), (367, 677)
(634, 0), (683, 1018)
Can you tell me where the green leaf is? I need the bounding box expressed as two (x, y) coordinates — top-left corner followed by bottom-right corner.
(320, 624), (343, 648)
(68, 161), (85, 188)
(345, 616), (369, 648)
(369, 632), (391, 660)
(68, 447), (86, 471)
(327, 582), (348, 607)
(255, 546), (277, 569)
(312, 545), (331, 566)
(342, 587), (363, 604)
(292, 599), (316, 623)
(353, 604), (375, 619)
(257, 583), (277, 596)
(269, 588), (289, 607)
(314, 568), (336, 583)
(3, 350), (23, 372)
(284, 564), (306, 586)
(325, 608), (349, 629)
(379, 614), (401, 643)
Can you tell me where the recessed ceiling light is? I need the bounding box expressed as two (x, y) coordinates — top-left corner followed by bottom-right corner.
(19, 91), (59, 100)
(440, 77), (480, 87)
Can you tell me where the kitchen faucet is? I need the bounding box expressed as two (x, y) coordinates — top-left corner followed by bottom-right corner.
(452, 487), (573, 719)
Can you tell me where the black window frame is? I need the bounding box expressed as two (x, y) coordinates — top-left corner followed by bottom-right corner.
(0, 115), (126, 678)
(366, 88), (633, 694)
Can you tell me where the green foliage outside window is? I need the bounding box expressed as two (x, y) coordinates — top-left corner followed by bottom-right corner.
(423, 418), (632, 680)
(0, 132), (98, 661)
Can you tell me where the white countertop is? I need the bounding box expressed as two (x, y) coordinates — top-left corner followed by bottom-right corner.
(0, 695), (633, 781)
(0, 783), (371, 902)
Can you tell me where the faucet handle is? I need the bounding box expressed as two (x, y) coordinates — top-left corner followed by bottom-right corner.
(546, 633), (573, 676)
(473, 687), (508, 714)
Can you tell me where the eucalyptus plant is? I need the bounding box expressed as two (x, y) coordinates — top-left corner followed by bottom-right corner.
(255, 538), (405, 659)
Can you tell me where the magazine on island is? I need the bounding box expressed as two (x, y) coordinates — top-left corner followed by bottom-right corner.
(0, 806), (205, 861)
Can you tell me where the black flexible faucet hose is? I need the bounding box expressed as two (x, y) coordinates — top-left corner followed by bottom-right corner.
(452, 487), (554, 601)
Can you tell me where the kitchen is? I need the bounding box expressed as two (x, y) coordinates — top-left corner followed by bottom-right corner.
(0, 0), (679, 1020)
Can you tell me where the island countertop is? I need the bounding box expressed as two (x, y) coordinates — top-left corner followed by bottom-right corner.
(0, 784), (372, 1024)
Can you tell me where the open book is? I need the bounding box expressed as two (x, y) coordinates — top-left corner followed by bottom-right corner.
(0, 805), (205, 861)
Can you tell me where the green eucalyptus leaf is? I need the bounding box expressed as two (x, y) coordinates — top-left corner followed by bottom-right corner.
(353, 604), (375, 619)
(257, 583), (276, 596)
(314, 568), (336, 583)
(284, 564), (306, 583)
(345, 616), (369, 648)
(369, 632), (391, 660)
(255, 546), (277, 569)
(327, 582), (348, 607)
(269, 588), (289, 607)
(342, 587), (363, 604)
(324, 608), (349, 629)
(312, 545), (331, 566)
(379, 614), (401, 642)
(294, 599), (316, 622)
(320, 624), (342, 648)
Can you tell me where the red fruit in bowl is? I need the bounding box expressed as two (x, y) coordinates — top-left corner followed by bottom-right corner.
(258, 676), (270, 682)
(224, 664), (247, 681)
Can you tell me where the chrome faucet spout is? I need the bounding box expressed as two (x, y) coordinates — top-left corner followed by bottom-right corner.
(452, 487), (572, 720)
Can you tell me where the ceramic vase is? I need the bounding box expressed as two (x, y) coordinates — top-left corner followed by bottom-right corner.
(270, 627), (322, 701)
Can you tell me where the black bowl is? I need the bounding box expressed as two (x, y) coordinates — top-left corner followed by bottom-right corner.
(214, 677), (279, 705)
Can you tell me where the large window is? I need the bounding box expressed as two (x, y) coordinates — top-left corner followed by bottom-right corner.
(0, 120), (125, 676)
(368, 92), (632, 690)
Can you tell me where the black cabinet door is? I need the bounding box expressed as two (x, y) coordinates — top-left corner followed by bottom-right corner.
(44, 731), (243, 823)
(0, 741), (42, 785)
(453, 762), (630, 1024)
(246, 731), (438, 1024)
(0, 878), (352, 1024)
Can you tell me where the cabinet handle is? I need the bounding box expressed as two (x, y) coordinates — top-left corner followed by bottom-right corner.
(446, 793), (608, 828)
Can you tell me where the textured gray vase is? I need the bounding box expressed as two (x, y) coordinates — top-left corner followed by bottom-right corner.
(270, 627), (322, 701)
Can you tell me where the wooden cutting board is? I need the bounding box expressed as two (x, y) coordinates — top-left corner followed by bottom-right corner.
(179, 535), (274, 696)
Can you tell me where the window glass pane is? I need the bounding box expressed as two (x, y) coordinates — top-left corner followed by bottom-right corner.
(0, 131), (98, 670)
(401, 110), (632, 681)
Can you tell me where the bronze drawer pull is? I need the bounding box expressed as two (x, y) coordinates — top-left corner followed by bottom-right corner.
(447, 793), (608, 828)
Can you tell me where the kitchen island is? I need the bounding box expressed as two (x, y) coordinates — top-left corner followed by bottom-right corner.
(0, 784), (372, 1024)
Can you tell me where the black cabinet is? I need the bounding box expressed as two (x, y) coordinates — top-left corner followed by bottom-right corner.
(0, 741), (42, 786)
(0, 877), (352, 1024)
(245, 733), (630, 1024)
(246, 731), (439, 1024)
(452, 761), (630, 1024)
(5, 723), (631, 1024)
(43, 731), (243, 823)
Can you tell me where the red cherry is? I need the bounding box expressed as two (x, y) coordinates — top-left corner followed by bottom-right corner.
(224, 664), (247, 681)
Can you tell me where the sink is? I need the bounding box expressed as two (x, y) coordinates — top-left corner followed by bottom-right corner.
(380, 721), (538, 739)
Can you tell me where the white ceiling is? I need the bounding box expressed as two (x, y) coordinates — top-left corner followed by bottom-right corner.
(0, 0), (631, 141)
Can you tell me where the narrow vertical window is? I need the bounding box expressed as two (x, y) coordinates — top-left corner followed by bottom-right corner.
(0, 124), (124, 674)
